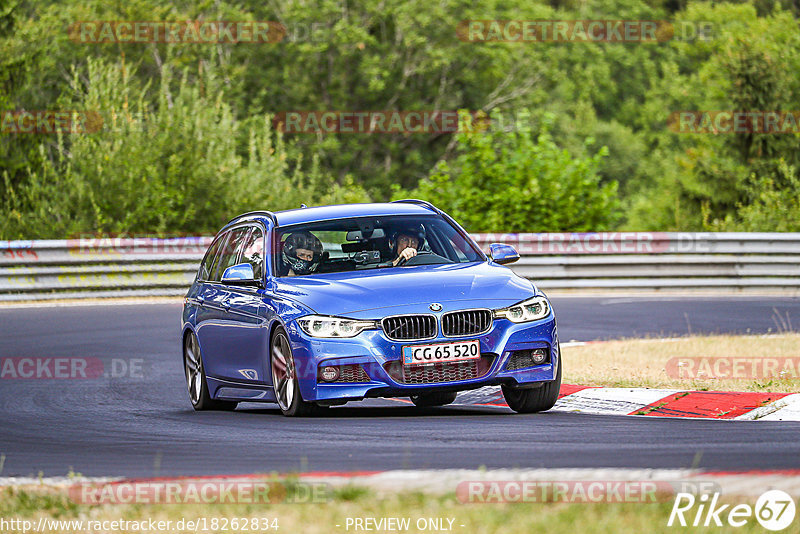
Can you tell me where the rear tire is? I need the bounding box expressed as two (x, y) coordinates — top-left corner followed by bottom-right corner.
(501, 347), (562, 414)
(183, 332), (238, 411)
(410, 391), (458, 407)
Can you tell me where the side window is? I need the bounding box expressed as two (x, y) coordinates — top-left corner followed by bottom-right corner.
(240, 227), (265, 280)
(198, 235), (225, 281)
(212, 227), (250, 281)
(207, 231), (231, 282)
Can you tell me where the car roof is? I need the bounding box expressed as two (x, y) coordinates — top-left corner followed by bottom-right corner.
(273, 202), (437, 227)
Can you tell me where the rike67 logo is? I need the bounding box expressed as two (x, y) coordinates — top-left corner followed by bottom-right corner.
(668, 490), (796, 531)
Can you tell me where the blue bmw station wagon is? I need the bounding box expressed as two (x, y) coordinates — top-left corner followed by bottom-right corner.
(182, 200), (560, 416)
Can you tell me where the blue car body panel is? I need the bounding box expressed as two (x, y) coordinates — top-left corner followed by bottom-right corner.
(272, 262), (535, 316)
(181, 202), (559, 405)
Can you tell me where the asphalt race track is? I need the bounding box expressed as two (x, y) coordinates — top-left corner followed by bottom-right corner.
(0, 296), (798, 478)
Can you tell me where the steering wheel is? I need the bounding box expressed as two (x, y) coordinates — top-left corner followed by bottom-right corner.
(396, 250), (430, 267)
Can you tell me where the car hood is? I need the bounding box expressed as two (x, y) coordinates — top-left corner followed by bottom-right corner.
(272, 262), (535, 316)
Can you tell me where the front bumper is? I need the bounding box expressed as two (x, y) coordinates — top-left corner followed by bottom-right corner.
(286, 313), (559, 402)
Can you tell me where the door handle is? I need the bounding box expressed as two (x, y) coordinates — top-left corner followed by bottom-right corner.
(197, 295), (205, 307)
(222, 301), (231, 311)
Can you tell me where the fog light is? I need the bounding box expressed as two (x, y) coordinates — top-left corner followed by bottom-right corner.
(320, 366), (339, 382)
(531, 349), (547, 365)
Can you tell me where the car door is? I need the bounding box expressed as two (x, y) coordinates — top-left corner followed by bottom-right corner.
(216, 225), (270, 385)
(196, 226), (250, 382)
(190, 231), (225, 324)
(193, 230), (229, 364)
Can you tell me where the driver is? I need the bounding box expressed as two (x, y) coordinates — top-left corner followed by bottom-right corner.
(282, 231), (323, 276)
(389, 226), (425, 266)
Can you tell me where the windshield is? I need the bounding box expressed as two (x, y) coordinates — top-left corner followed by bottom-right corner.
(273, 215), (483, 277)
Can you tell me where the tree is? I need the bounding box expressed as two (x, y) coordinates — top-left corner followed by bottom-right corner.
(0, 58), (368, 238)
(412, 112), (619, 232)
(707, 160), (800, 232)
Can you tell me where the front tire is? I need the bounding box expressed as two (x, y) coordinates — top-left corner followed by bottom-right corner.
(270, 326), (321, 417)
(501, 348), (562, 414)
(183, 332), (238, 411)
(410, 391), (458, 407)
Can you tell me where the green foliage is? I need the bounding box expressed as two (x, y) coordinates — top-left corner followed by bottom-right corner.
(0, 58), (368, 238)
(706, 160), (800, 231)
(241, 0), (560, 194)
(622, 3), (800, 230)
(413, 112), (619, 232)
(1, 0), (800, 237)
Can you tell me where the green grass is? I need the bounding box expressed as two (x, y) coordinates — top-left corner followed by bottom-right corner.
(0, 484), (776, 533)
(563, 333), (800, 392)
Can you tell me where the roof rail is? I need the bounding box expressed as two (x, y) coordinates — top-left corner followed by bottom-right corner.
(223, 210), (277, 228)
(391, 199), (440, 213)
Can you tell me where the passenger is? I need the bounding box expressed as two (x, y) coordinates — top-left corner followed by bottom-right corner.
(282, 231), (323, 276)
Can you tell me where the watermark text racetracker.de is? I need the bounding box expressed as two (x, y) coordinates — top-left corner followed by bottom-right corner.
(0, 516), (279, 533)
(669, 111), (800, 134)
(0, 357), (144, 380)
(471, 232), (717, 254)
(68, 20), (366, 44)
(667, 357), (800, 380)
(1, 110), (152, 135)
(456, 480), (720, 503)
(272, 108), (635, 135)
(274, 110), (475, 134)
(69, 234), (213, 257)
(457, 20), (714, 43)
(70, 479), (329, 505)
(273, 109), (546, 135)
(68, 21), (285, 43)
(0, 111), (104, 134)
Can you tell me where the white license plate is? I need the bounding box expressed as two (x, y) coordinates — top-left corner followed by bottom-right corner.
(402, 339), (480, 366)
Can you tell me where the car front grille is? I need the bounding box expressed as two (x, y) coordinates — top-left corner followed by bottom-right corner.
(442, 309), (493, 337)
(381, 309), (493, 341)
(381, 315), (437, 341)
(402, 360), (480, 384)
(383, 355), (495, 384)
(337, 364), (371, 383)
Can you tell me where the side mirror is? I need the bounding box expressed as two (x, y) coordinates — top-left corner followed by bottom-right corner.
(488, 243), (520, 265)
(221, 263), (261, 287)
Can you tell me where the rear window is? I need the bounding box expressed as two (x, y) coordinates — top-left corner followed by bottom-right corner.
(198, 235), (225, 281)
(211, 227), (250, 281)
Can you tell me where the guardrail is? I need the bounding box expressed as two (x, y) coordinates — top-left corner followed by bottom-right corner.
(1, 232), (799, 301)
(471, 232), (800, 292)
(0, 237), (211, 301)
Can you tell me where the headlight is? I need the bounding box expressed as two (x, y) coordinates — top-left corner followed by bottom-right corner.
(297, 315), (376, 338)
(494, 296), (550, 323)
